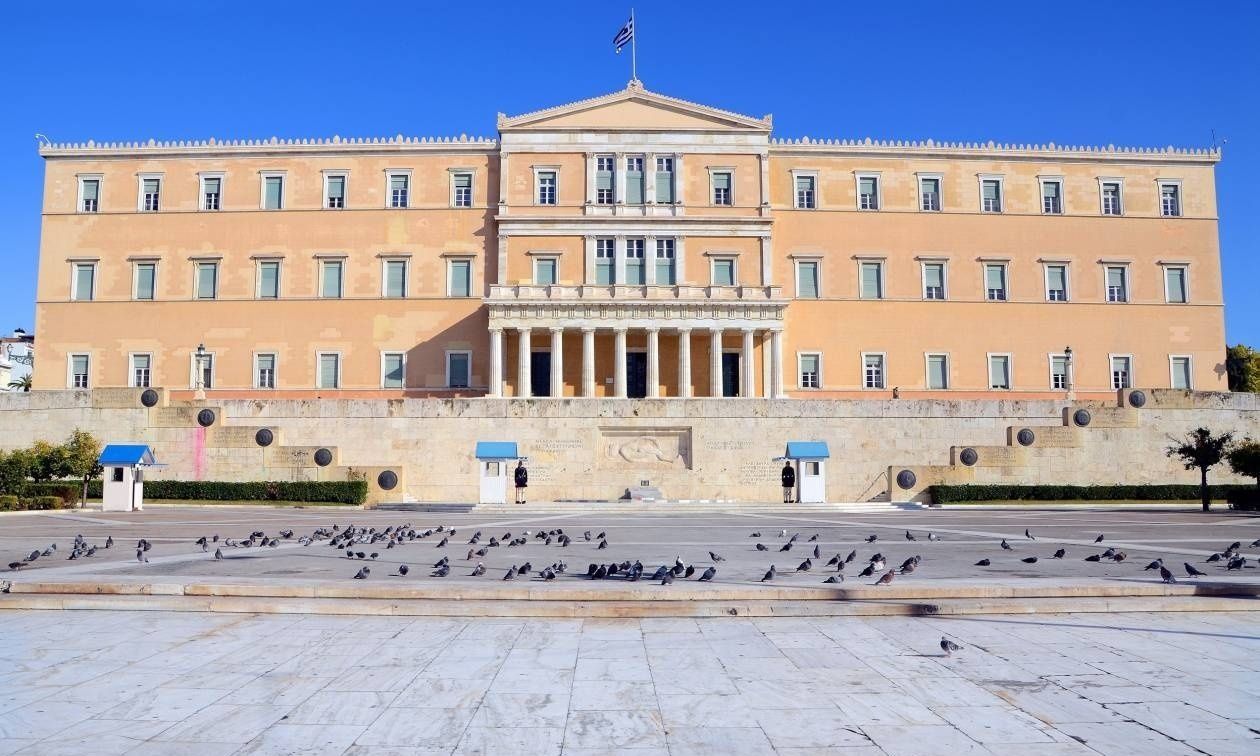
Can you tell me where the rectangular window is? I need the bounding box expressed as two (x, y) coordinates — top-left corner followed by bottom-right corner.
(1106, 266), (1128, 302)
(318, 353), (340, 389)
(256, 353), (276, 389)
(863, 354), (886, 389)
(80, 178), (100, 213)
(72, 262), (96, 301)
(1101, 181), (1122, 215)
(712, 171), (732, 206)
(1164, 266), (1187, 303)
(389, 173), (409, 208)
(796, 261), (819, 299)
(926, 354), (949, 390)
(1170, 356), (1192, 389)
(537, 170), (557, 205)
(1050, 355), (1069, 390)
(134, 263), (156, 301)
(857, 175), (879, 210)
(192, 353), (214, 390)
(923, 263), (945, 300)
(625, 239), (646, 285)
(131, 354), (151, 388)
(655, 156), (675, 203)
(655, 239), (676, 285)
(989, 355), (1011, 390)
(1046, 264), (1068, 302)
(326, 174), (346, 209)
(712, 258), (736, 287)
(919, 177), (940, 211)
(799, 353), (820, 389)
(452, 172), (472, 207)
(263, 175), (284, 210)
(384, 259), (407, 298)
(595, 239), (615, 285)
(196, 262), (218, 299)
(447, 351), (471, 389)
(381, 352), (405, 389)
(257, 260), (280, 299)
(1042, 180), (1062, 214)
(141, 177), (161, 212)
(626, 157), (645, 204)
(985, 263), (1008, 301)
(794, 174), (816, 209)
(595, 156), (615, 204)
(1111, 356), (1132, 389)
(534, 257), (558, 286)
(981, 179), (1002, 213)
(1160, 183), (1182, 217)
(859, 261), (883, 299)
(448, 259), (472, 297)
(202, 176), (221, 211)
(70, 354), (90, 389)
(320, 260), (344, 298)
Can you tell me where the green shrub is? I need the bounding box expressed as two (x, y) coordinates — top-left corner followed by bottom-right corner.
(929, 484), (1251, 504)
(20, 482), (84, 502)
(142, 480), (367, 506)
(14, 496), (66, 510)
(1227, 488), (1260, 511)
(0, 495), (18, 511)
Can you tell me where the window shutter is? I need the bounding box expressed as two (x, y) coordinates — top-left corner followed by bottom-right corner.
(801, 354), (818, 374)
(259, 262), (278, 298)
(322, 262), (342, 298)
(197, 264), (216, 299)
(797, 262), (818, 298)
(454, 173), (471, 190)
(75, 265), (94, 300)
(929, 356), (947, 388)
(384, 354), (403, 387)
(861, 263), (882, 298)
(1047, 266), (1066, 291)
(83, 180), (99, 201)
(143, 179), (160, 194)
(1107, 267), (1124, 288)
(203, 177), (220, 195)
(713, 172), (730, 191)
(258, 354), (275, 371)
(986, 265), (1005, 291)
(859, 177), (876, 195)
(136, 264), (155, 299)
(1043, 181), (1059, 198)
(1172, 358), (1191, 389)
(386, 261), (406, 297)
(1166, 268), (1186, 302)
(264, 177), (282, 208)
(795, 176), (811, 192)
(922, 178), (938, 194)
(982, 181), (998, 200)
(73, 355), (88, 375)
(320, 355), (338, 388)
(390, 175), (407, 192)
(924, 264), (943, 289)
(656, 165), (674, 203)
(451, 260), (471, 296)
(627, 163), (644, 204)
(596, 170), (613, 191)
(989, 357), (1008, 387)
(327, 176), (344, 199)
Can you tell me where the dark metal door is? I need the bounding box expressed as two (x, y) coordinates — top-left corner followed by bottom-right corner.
(721, 353), (740, 397)
(626, 353), (648, 398)
(530, 352), (551, 397)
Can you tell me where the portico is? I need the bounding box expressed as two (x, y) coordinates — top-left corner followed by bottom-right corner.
(486, 284), (787, 399)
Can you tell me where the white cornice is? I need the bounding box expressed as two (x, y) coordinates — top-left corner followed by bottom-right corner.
(498, 82), (772, 132)
(39, 134), (498, 159)
(769, 138), (1219, 164)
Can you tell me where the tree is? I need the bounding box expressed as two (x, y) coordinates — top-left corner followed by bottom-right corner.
(1227, 344), (1260, 392)
(27, 440), (72, 482)
(62, 429), (103, 508)
(1166, 428), (1234, 511)
(1228, 438), (1260, 487)
(0, 450), (31, 495)
(7, 375), (31, 392)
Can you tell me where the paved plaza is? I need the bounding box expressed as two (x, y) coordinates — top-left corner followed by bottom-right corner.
(2, 507), (1260, 590)
(0, 609), (1258, 755)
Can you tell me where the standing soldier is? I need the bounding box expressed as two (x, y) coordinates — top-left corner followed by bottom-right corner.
(781, 461), (796, 504)
(514, 459), (528, 505)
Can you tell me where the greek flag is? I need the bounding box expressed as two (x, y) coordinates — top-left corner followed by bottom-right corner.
(613, 17), (634, 53)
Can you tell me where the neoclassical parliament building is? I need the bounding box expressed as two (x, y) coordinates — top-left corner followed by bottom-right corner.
(35, 82), (1225, 401)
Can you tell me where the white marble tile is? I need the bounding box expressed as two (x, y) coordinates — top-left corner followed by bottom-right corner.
(933, 705), (1056, 744)
(97, 687), (228, 721)
(574, 657), (652, 682)
(860, 724), (989, 756)
(355, 707), (475, 749)
(393, 677), (490, 708)
(235, 723), (366, 756)
(283, 691), (398, 726)
(832, 693), (947, 726)
(666, 726), (777, 756)
(469, 692), (568, 728)
(1053, 721), (1203, 755)
(562, 710), (666, 750)
(453, 725), (563, 756)
(570, 681), (657, 710)
(1106, 701), (1259, 742)
(0, 699), (111, 740)
(150, 703), (292, 744)
(657, 694), (757, 728)
(754, 708), (873, 748)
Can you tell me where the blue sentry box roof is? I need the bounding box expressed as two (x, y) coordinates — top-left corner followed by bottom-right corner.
(98, 444), (157, 466)
(785, 441), (830, 460)
(475, 441), (519, 460)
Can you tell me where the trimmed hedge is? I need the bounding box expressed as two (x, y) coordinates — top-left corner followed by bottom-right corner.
(140, 480), (368, 506)
(20, 482), (94, 502)
(0, 495), (68, 511)
(930, 484), (1252, 504)
(0, 495), (17, 510)
(1227, 488), (1260, 511)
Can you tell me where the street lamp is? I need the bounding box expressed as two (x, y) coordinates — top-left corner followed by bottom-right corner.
(194, 343), (207, 400)
(1063, 345), (1073, 399)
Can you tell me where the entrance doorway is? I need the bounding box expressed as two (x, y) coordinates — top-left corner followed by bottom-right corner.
(721, 353), (741, 397)
(530, 352), (552, 397)
(626, 352), (648, 398)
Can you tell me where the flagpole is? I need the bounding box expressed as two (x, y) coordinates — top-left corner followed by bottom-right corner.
(630, 8), (637, 83)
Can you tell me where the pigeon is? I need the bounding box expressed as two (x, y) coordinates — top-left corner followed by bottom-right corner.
(875, 570), (895, 586)
(1113, 552), (1127, 563)
(597, 540), (608, 550)
(940, 637), (963, 656)
(761, 565), (776, 582)
(779, 530), (787, 537)
(436, 537), (448, 548)
(1052, 549), (1066, 559)
(1021, 557), (1038, 564)
(1025, 529), (1035, 540)
(8, 562), (27, 571)
(660, 571), (674, 586)
(1206, 553), (1223, 563)
(808, 534), (819, 542)
(812, 545), (821, 559)
(823, 575), (843, 583)
(845, 550), (857, 564)
(1000, 539), (1012, 550)
(431, 564), (450, 577)
(858, 563), (875, 578)
(749, 532), (761, 538)
(797, 558), (812, 572)
(755, 543), (768, 552)
(869, 557), (886, 571)
(905, 531), (917, 541)
(1094, 534), (1105, 543)
(1144, 559), (1163, 571)
(975, 558), (991, 566)
(105, 536), (113, 549)
(865, 535), (878, 543)
(1184, 562), (1206, 577)
(1252, 538), (1260, 548)
(214, 548), (223, 560)
(779, 542), (793, 552)
(503, 566), (517, 580)
(470, 563), (485, 576)
(398, 564), (409, 576)
(136, 549), (148, 563)
(1084, 554), (1102, 562)
(928, 532), (940, 541)
(584, 531), (592, 541)
(1227, 556), (1246, 571)
(1160, 566), (1176, 584)
(353, 567), (370, 579)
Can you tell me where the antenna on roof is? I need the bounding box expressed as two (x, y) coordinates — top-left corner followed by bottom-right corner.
(1210, 129), (1228, 152)
(34, 133), (51, 147)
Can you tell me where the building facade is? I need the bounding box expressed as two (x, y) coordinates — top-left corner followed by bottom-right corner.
(35, 83), (1225, 400)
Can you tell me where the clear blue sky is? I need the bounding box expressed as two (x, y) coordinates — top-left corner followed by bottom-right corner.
(1, 1), (1256, 342)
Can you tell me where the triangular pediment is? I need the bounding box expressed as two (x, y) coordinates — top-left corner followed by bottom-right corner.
(498, 83), (771, 133)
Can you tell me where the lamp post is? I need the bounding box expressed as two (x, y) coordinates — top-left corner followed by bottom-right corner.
(1064, 345), (1074, 401)
(194, 343), (207, 400)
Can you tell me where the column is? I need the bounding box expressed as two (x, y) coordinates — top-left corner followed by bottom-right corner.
(709, 327), (723, 397)
(550, 327), (564, 398)
(614, 235), (626, 287)
(677, 328), (692, 398)
(758, 152), (770, 214)
(741, 328), (755, 397)
(614, 152), (627, 205)
(644, 234), (657, 285)
(581, 327), (596, 397)
(646, 328), (660, 398)
(488, 328), (503, 397)
(762, 331), (773, 398)
(496, 235), (508, 286)
(584, 153), (596, 206)
(498, 152), (510, 215)
(613, 328), (628, 398)
(645, 152), (657, 204)
(771, 329), (785, 398)
(583, 235), (597, 285)
(759, 236), (773, 287)
(516, 327), (531, 398)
